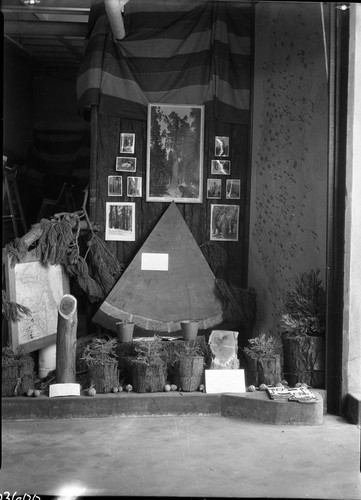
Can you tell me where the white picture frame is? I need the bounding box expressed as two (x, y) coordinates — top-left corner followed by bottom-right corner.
(105, 202), (135, 241)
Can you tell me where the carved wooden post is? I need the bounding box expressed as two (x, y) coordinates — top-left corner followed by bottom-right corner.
(56, 294), (78, 383)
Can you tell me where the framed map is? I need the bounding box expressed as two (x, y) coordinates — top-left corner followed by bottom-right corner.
(5, 251), (70, 353)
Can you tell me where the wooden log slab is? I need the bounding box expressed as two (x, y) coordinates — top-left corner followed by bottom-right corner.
(56, 294), (78, 383)
(93, 202), (224, 333)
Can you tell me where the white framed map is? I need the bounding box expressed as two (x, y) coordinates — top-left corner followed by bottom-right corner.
(5, 250), (70, 353)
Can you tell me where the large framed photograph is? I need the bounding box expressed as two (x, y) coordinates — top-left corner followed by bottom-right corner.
(105, 202), (135, 241)
(210, 204), (239, 242)
(116, 157), (136, 172)
(146, 103), (204, 203)
(4, 250), (70, 353)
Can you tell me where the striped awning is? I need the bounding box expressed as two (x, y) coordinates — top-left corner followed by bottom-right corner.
(77, 0), (253, 123)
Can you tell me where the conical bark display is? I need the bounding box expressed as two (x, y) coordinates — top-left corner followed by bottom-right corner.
(93, 203), (224, 334)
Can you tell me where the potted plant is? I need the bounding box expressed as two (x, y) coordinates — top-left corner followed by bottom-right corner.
(80, 336), (119, 393)
(2, 345), (35, 397)
(173, 342), (205, 392)
(131, 336), (167, 393)
(116, 320), (135, 343)
(243, 333), (282, 386)
(280, 268), (326, 388)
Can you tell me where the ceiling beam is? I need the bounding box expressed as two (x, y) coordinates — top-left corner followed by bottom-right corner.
(4, 21), (88, 37)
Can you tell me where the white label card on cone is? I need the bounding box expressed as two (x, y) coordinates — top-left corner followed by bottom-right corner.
(141, 253), (169, 271)
(205, 369), (246, 394)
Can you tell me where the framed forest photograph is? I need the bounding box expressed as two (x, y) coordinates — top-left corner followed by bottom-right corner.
(105, 202), (135, 241)
(146, 103), (204, 203)
(210, 204), (239, 242)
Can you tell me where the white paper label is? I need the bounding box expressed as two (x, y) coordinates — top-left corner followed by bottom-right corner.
(205, 369), (246, 394)
(141, 253), (169, 271)
(49, 383), (81, 398)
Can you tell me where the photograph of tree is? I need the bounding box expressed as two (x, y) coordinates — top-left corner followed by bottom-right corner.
(105, 202), (135, 241)
(210, 204), (239, 242)
(108, 175), (123, 196)
(226, 179), (241, 199)
(207, 179), (221, 199)
(146, 103), (204, 203)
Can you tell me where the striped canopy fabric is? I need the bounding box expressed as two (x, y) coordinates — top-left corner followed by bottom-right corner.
(77, 0), (253, 123)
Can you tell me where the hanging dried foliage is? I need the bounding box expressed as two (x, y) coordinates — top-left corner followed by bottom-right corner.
(2, 238), (28, 267)
(2, 290), (31, 322)
(2, 187), (124, 304)
(215, 278), (257, 326)
(200, 241), (228, 276)
(86, 234), (124, 296)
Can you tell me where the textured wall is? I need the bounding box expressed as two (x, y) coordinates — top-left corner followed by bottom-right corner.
(343, 4), (361, 396)
(249, 2), (328, 336)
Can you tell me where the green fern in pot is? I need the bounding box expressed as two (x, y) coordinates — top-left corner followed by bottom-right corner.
(280, 268), (326, 387)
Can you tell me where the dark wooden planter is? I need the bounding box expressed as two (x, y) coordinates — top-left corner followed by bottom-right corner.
(88, 361), (119, 393)
(176, 356), (204, 392)
(246, 354), (282, 386)
(2, 355), (35, 397)
(132, 360), (167, 393)
(282, 336), (325, 388)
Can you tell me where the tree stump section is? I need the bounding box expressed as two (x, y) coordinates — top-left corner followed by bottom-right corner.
(282, 336), (325, 387)
(56, 294), (78, 383)
(246, 355), (282, 386)
(132, 361), (167, 393)
(88, 362), (118, 393)
(176, 356), (204, 392)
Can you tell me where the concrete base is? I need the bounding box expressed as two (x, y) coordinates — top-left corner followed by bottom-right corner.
(345, 391), (361, 424)
(2, 389), (324, 424)
(221, 391), (323, 425)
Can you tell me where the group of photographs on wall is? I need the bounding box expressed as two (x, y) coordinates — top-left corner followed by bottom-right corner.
(106, 133), (138, 241)
(105, 109), (240, 242)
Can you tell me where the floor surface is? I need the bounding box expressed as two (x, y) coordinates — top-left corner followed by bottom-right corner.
(1, 414), (360, 499)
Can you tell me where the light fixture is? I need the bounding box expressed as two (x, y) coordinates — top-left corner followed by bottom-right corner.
(20, 0), (41, 6)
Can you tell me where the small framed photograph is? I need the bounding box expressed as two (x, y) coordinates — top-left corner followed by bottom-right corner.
(127, 176), (142, 197)
(105, 202), (135, 241)
(120, 133), (135, 154)
(211, 159), (231, 175)
(207, 179), (221, 199)
(215, 136), (229, 157)
(226, 179), (241, 199)
(210, 204), (239, 242)
(108, 176), (123, 196)
(116, 157), (137, 172)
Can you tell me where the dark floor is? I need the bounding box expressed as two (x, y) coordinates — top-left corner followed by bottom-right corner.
(1, 414), (360, 499)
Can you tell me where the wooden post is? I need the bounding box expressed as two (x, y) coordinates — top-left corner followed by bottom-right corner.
(56, 294), (78, 383)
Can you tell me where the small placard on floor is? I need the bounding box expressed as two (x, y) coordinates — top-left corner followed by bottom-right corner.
(49, 383), (81, 398)
(205, 369), (246, 394)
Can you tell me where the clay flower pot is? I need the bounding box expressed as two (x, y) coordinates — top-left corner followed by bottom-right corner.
(180, 320), (199, 341)
(116, 322), (135, 343)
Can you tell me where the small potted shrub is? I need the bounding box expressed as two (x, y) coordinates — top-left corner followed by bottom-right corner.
(80, 337), (119, 393)
(131, 336), (167, 393)
(243, 333), (282, 386)
(280, 268), (326, 387)
(173, 342), (205, 392)
(2, 346), (35, 397)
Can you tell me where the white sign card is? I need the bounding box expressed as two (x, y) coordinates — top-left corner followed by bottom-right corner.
(49, 383), (81, 398)
(141, 253), (169, 271)
(205, 369), (246, 394)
